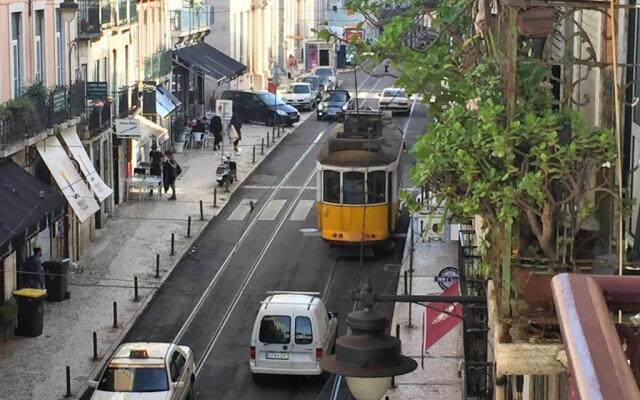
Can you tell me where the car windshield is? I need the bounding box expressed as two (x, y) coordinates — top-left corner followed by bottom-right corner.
(300, 78), (319, 89)
(383, 89), (406, 98)
(257, 92), (286, 106)
(325, 92), (347, 103)
(97, 366), (169, 392)
(287, 85), (310, 94)
(315, 68), (333, 78)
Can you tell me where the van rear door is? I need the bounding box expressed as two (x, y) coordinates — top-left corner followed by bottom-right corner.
(292, 314), (317, 370)
(255, 315), (293, 370)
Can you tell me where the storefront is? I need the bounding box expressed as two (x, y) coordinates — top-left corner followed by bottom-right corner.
(115, 115), (169, 179)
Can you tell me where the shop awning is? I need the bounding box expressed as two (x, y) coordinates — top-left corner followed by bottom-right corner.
(0, 160), (66, 250)
(155, 84), (180, 119)
(60, 128), (113, 202)
(135, 115), (169, 144)
(37, 136), (101, 223)
(174, 42), (246, 81)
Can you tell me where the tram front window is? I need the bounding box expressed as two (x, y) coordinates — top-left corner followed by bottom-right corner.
(343, 171), (366, 204)
(323, 170), (340, 203)
(367, 171), (386, 204)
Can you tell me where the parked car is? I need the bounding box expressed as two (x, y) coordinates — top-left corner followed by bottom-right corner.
(220, 90), (300, 126)
(296, 75), (323, 100)
(249, 291), (338, 377)
(89, 342), (194, 400)
(316, 90), (351, 121)
(378, 87), (411, 114)
(314, 66), (338, 91)
(282, 82), (317, 111)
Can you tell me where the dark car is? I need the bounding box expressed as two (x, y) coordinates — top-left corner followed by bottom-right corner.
(316, 90), (351, 121)
(220, 90), (300, 126)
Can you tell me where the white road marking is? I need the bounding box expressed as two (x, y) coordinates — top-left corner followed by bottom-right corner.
(244, 185), (316, 190)
(227, 199), (258, 221)
(289, 199), (315, 221)
(258, 199), (287, 221)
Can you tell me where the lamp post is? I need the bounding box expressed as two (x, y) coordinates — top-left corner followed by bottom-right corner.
(60, 0), (79, 86)
(321, 280), (485, 400)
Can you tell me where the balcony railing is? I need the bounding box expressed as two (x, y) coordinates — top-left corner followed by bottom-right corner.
(170, 6), (214, 34)
(130, 0), (137, 23)
(116, 87), (130, 118)
(88, 101), (112, 135)
(0, 82), (86, 148)
(118, 0), (127, 24)
(144, 51), (173, 81)
(78, 0), (114, 38)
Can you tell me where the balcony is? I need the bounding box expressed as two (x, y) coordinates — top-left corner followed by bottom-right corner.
(0, 82), (86, 151)
(170, 6), (214, 44)
(77, 0), (114, 39)
(144, 51), (173, 81)
(87, 101), (112, 136)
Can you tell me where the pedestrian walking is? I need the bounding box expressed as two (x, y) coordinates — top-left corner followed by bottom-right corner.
(21, 246), (44, 289)
(162, 150), (181, 200)
(383, 58), (391, 73)
(201, 116), (209, 133)
(210, 113), (223, 151)
(229, 112), (242, 153)
(149, 143), (163, 176)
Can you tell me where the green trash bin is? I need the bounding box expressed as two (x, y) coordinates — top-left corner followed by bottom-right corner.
(13, 288), (47, 337)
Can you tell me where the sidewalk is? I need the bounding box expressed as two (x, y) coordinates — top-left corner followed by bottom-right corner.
(0, 115), (310, 400)
(384, 218), (463, 399)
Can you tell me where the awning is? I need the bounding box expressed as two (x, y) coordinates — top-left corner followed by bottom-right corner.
(60, 128), (113, 202)
(135, 115), (169, 144)
(37, 136), (100, 223)
(0, 160), (66, 250)
(174, 42), (246, 81)
(155, 84), (179, 119)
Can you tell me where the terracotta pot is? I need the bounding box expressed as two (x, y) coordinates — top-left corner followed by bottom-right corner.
(517, 8), (555, 39)
(512, 261), (570, 316)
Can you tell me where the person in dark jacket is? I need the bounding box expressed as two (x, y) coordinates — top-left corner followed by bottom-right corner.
(229, 113), (242, 152)
(149, 143), (163, 176)
(209, 114), (223, 151)
(162, 150), (180, 200)
(22, 247), (44, 289)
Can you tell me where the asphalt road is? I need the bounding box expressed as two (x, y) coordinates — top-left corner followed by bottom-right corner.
(89, 66), (428, 400)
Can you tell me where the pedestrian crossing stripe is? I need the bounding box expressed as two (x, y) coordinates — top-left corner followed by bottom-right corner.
(258, 199), (287, 221)
(226, 199), (316, 222)
(227, 199), (258, 221)
(290, 200), (315, 221)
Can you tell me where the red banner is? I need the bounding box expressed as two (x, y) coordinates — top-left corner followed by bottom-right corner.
(424, 282), (463, 351)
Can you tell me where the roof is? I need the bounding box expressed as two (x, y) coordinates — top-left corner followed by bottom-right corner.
(317, 112), (404, 167)
(111, 342), (174, 365)
(174, 41), (246, 81)
(260, 293), (322, 312)
(0, 159), (65, 251)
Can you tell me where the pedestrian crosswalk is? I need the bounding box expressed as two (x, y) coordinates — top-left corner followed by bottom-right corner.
(227, 198), (315, 222)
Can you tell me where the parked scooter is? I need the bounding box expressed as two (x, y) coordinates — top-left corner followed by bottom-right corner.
(216, 154), (237, 189)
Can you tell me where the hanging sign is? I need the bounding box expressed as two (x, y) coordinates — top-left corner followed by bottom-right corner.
(424, 282), (463, 351)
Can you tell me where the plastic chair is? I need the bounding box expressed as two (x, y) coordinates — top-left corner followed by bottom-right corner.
(192, 131), (204, 149)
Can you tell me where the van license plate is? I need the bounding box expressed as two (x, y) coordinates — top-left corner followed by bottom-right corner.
(266, 352), (289, 360)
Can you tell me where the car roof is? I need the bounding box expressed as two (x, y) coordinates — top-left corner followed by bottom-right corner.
(260, 293), (323, 313)
(383, 87), (405, 92)
(289, 82), (311, 86)
(110, 342), (173, 365)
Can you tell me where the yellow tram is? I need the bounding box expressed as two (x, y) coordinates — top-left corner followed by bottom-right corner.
(316, 111), (404, 245)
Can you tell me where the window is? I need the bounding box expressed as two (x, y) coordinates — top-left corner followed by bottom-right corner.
(34, 10), (45, 83)
(11, 12), (24, 97)
(169, 351), (186, 382)
(55, 10), (65, 85)
(288, 85), (310, 94)
(323, 170), (340, 203)
(367, 171), (386, 204)
(259, 316), (291, 344)
(343, 171), (365, 204)
(257, 92), (286, 106)
(295, 317), (313, 345)
(97, 366), (169, 392)
(382, 89), (406, 98)
(93, 60), (100, 82)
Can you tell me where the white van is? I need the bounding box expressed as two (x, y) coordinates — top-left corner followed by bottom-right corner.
(249, 291), (338, 376)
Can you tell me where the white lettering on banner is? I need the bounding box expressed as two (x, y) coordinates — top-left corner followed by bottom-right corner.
(61, 128), (113, 202)
(37, 136), (100, 223)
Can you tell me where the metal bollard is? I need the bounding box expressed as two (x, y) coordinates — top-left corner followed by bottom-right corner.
(134, 276), (139, 302)
(65, 366), (71, 397)
(266, 132), (270, 147)
(272, 129), (275, 143)
(155, 254), (160, 278)
(199, 200), (204, 220)
(171, 233), (175, 255)
(113, 301), (118, 328)
(213, 188), (218, 208)
(404, 271), (408, 295)
(187, 216), (192, 238)
(92, 331), (98, 361)
(252, 146), (256, 163)
(261, 138), (264, 155)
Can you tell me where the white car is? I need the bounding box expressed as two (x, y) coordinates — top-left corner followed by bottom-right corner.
(378, 88), (411, 114)
(282, 82), (316, 111)
(90, 342), (195, 400)
(249, 291), (338, 377)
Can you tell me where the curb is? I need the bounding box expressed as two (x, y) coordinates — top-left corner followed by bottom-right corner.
(75, 116), (310, 399)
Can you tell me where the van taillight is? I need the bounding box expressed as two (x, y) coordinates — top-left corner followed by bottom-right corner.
(250, 346), (256, 360)
(315, 348), (323, 360)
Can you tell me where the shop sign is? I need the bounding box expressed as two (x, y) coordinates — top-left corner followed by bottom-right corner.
(115, 118), (141, 139)
(86, 82), (108, 100)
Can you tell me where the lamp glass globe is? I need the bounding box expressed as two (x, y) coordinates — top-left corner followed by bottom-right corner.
(345, 376), (392, 400)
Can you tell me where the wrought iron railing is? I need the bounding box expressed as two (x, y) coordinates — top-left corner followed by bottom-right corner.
(69, 81), (86, 117)
(117, 87), (130, 118)
(458, 229), (493, 400)
(170, 6), (214, 34)
(129, 0), (137, 22)
(87, 101), (111, 135)
(144, 51), (173, 81)
(77, 0), (113, 37)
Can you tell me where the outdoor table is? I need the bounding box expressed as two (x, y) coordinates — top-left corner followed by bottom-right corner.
(126, 176), (162, 201)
